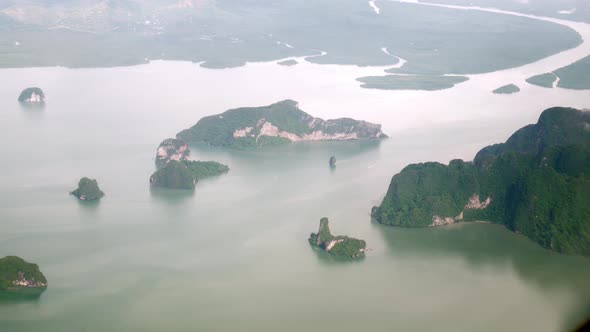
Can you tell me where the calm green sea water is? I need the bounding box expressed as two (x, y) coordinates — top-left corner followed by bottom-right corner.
(0, 62), (589, 332)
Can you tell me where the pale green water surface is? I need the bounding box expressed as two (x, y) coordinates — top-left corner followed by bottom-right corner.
(0, 62), (589, 332)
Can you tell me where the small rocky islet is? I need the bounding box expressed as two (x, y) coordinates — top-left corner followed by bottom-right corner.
(18, 87), (45, 105)
(0, 256), (47, 298)
(308, 218), (367, 258)
(71, 177), (104, 201)
(329, 156), (337, 167)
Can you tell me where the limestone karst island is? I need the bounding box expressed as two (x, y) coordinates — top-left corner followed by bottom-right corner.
(3, 0), (590, 329)
(372, 107), (590, 256)
(18, 87), (45, 104)
(71, 177), (105, 201)
(0, 256), (47, 298)
(308, 218), (367, 258)
(177, 100), (387, 149)
(150, 138), (229, 190)
(329, 156), (337, 167)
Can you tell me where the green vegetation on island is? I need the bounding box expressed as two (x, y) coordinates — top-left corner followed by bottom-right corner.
(0, 256), (47, 297)
(71, 177), (105, 201)
(150, 160), (229, 190)
(526, 73), (557, 88)
(329, 156), (337, 167)
(372, 107), (590, 256)
(554, 55), (590, 90)
(183, 160), (230, 181)
(18, 87), (45, 103)
(526, 58), (590, 91)
(493, 84), (520, 94)
(424, 0), (590, 24)
(308, 218), (366, 258)
(356, 75), (469, 91)
(177, 100), (387, 149)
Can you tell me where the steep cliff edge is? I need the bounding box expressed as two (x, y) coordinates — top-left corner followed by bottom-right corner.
(308, 218), (366, 258)
(71, 177), (105, 201)
(176, 100), (387, 148)
(372, 107), (590, 256)
(0, 256), (47, 296)
(156, 138), (190, 168)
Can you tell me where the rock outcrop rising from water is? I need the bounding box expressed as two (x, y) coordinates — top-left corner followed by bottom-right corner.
(372, 107), (590, 256)
(0, 256), (47, 296)
(308, 218), (366, 258)
(278, 59), (298, 66)
(156, 138), (190, 168)
(71, 177), (105, 201)
(18, 87), (45, 104)
(176, 100), (387, 149)
(150, 160), (229, 190)
(329, 156), (337, 167)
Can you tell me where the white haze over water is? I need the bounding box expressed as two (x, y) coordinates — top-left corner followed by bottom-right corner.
(0, 2), (590, 332)
(0, 2), (586, 193)
(4, 0), (590, 159)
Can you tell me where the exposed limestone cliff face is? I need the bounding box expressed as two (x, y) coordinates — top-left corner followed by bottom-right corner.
(18, 87), (45, 104)
(238, 120), (363, 142)
(152, 139), (228, 190)
(431, 213), (463, 227)
(0, 256), (47, 295)
(325, 238), (345, 251)
(156, 138), (190, 168)
(465, 194), (491, 210)
(430, 194), (491, 227)
(233, 127), (253, 137)
(11, 271), (47, 288)
(308, 218), (367, 258)
(177, 100), (387, 148)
